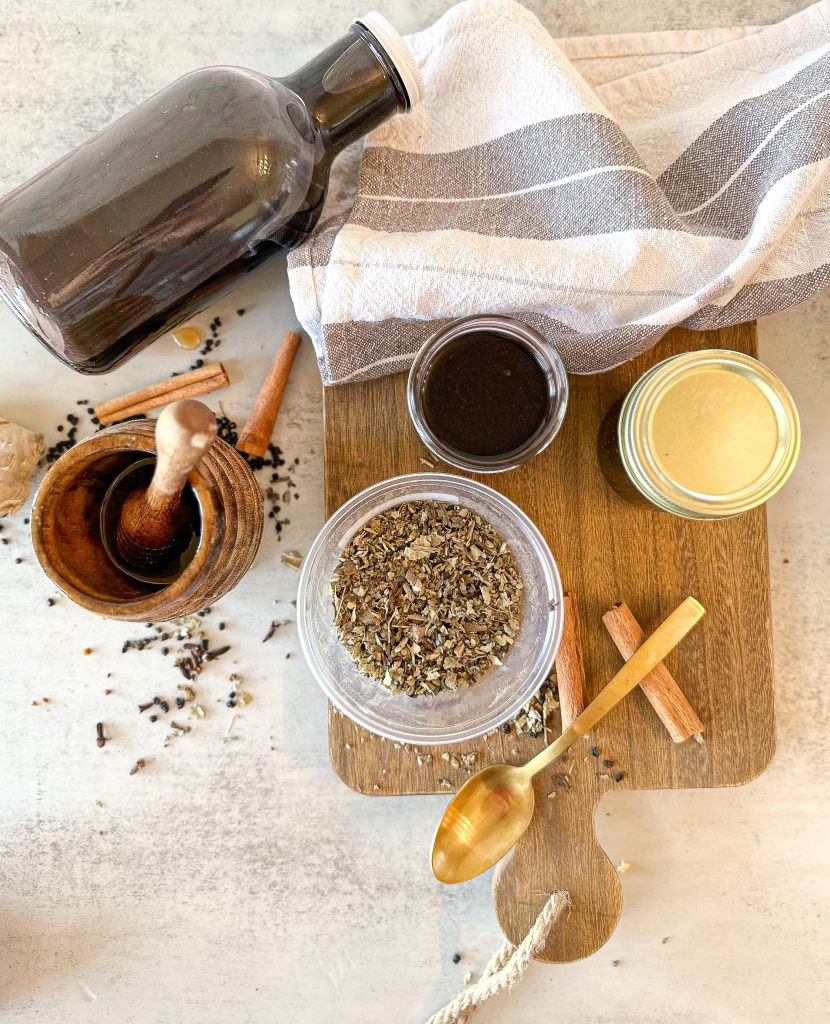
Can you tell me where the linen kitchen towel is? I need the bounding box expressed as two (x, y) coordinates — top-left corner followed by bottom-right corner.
(287, 0), (830, 384)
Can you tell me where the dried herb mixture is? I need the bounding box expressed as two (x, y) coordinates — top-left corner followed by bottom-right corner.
(332, 501), (523, 697)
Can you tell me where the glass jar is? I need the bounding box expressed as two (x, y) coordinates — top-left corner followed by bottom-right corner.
(598, 349), (800, 519)
(407, 315), (569, 474)
(0, 13), (422, 373)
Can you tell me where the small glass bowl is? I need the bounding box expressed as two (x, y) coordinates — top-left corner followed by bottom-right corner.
(297, 473), (564, 745)
(407, 315), (569, 473)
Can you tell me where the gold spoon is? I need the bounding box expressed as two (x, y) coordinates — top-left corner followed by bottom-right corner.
(431, 596), (705, 884)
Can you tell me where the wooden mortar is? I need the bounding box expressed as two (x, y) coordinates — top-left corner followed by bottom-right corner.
(31, 421), (264, 621)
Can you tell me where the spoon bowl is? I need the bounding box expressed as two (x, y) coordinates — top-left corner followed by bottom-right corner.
(431, 764), (535, 884)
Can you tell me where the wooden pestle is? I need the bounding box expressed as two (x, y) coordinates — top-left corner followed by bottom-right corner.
(236, 330), (302, 457)
(115, 399), (217, 571)
(602, 602), (704, 742)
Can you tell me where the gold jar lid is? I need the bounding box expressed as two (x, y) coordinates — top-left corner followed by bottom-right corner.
(619, 349), (800, 519)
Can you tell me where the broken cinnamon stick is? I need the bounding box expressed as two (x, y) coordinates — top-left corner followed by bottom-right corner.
(95, 363), (229, 426)
(554, 593), (588, 731)
(602, 602), (704, 742)
(236, 330), (302, 457)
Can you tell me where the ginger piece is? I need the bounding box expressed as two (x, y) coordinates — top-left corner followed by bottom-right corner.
(0, 417), (44, 516)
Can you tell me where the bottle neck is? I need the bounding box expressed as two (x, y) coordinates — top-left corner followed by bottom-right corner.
(281, 25), (409, 155)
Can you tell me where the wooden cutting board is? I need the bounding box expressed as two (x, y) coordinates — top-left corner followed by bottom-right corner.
(323, 322), (775, 962)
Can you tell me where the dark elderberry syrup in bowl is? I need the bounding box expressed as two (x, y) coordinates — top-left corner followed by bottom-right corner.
(407, 316), (568, 473)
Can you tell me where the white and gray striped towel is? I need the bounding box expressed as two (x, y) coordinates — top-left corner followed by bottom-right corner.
(287, 0), (830, 385)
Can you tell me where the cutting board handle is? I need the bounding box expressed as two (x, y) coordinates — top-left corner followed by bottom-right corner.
(492, 761), (622, 961)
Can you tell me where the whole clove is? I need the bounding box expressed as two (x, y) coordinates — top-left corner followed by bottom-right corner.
(205, 645), (230, 662)
(262, 620), (282, 643)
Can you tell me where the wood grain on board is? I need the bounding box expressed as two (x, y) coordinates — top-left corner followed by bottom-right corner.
(323, 323), (775, 962)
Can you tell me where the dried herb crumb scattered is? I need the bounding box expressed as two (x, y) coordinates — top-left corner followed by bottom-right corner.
(129, 758), (146, 775)
(332, 501), (523, 698)
(96, 722), (106, 748)
(281, 549), (304, 571)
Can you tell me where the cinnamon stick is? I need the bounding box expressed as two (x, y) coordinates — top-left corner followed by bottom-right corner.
(602, 602), (704, 742)
(554, 593), (588, 731)
(236, 331), (302, 457)
(95, 363), (229, 425)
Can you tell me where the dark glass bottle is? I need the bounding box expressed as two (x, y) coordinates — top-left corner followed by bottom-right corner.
(0, 15), (420, 373)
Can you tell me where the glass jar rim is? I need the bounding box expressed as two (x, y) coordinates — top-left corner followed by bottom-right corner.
(619, 349), (800, 519)
(406, 315), (569, 474)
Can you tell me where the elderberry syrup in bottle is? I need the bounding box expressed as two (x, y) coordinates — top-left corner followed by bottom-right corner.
(0, 12), (422, 373)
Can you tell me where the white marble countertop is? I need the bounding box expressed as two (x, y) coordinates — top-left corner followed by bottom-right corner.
(1, 2), (828, 1022)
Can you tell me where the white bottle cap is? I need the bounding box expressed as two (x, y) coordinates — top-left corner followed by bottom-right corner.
(355, 11), (425, 110)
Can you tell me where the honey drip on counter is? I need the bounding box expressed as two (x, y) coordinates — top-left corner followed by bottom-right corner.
(171, 326), (203, 350)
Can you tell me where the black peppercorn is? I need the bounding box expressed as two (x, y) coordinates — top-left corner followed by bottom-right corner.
(613, 771), (624, 782)
(226, 699), (236, 708)
(175, 697), (185, 709)
(591, 746), (600, 757)
(602, 758), (614, 769)
(452, 953), (461, 964)
(149, 714), (158, 722)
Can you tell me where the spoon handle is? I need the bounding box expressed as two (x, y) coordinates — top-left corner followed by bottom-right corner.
(523, 596), (705, 780)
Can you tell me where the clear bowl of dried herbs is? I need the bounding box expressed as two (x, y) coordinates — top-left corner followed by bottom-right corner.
(297, 473), (564, 745)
